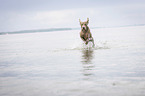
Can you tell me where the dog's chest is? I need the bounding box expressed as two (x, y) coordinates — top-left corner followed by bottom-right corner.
(80, 32), (89, 40)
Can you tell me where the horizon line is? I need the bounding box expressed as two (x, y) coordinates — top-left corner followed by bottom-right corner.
(0, 24), (145, 35)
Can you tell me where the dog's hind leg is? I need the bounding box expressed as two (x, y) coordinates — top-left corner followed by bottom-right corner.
(91, 38), (95, 47)
(92, 39), (95, 47)
(88, 37), (95, 47)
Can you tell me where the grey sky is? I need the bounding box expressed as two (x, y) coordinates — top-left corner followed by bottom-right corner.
(1, 0), (144, 11)
(0, 0), (145, 32)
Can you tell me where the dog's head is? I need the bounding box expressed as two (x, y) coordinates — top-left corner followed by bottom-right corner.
(79, 18), (89, 32)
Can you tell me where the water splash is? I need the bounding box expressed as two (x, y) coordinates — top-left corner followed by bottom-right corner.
(60, 41), (110, 51)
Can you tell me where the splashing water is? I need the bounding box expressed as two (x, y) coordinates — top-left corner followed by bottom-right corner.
(69, 41), (110, 51)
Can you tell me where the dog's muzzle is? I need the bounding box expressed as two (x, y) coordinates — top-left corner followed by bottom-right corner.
(82, 25), (86, 30)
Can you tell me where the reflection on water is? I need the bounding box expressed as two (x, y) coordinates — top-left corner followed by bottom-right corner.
(81, 49), (94, 64)
(81, 49), (95, 79)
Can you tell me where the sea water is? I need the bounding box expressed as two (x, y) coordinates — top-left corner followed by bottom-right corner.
(0, 26), (145, 96)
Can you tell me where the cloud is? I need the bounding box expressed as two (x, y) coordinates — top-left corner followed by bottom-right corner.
(0, 0), (145, 32)
(0, 9), (95, 31)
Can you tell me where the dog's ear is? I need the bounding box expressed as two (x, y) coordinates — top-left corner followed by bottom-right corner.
(79, 19), (82, 25)
(87, 18), (89, 24)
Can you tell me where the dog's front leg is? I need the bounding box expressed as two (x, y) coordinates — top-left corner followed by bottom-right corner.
(80, 36), (87, 44)
(85, 41), (88, 45)
(85, 39), (89, 45)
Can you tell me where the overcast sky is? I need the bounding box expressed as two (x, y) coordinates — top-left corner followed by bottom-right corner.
(0, 0), (145, 32)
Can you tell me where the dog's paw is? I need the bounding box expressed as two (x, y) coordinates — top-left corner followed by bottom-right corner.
(84, 41), (88, 45)
(88, 38), (93, 41)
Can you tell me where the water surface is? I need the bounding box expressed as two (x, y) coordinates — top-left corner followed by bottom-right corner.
(0, 26), (145, 96)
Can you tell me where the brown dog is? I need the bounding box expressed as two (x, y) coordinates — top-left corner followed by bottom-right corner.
(79, 18), (95, 47)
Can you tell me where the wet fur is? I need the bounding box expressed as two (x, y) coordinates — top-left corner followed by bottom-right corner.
(79, 18), (95, 47)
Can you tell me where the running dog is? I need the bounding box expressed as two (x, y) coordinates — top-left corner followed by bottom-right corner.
(79, 18), (95, 47)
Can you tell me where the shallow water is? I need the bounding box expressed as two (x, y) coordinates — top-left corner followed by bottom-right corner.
(0, 26), (145, 96)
